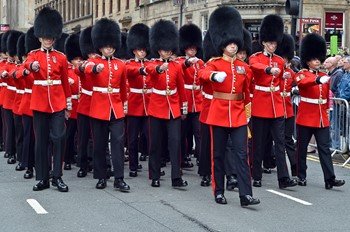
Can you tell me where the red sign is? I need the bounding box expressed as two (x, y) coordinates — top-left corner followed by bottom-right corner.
(325, 12), (343, 29)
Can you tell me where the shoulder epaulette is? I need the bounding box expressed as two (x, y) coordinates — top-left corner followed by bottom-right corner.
(208, 57), (221, 62)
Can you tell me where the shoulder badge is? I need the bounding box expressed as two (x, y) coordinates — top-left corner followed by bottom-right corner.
(236, 66), (246, 74)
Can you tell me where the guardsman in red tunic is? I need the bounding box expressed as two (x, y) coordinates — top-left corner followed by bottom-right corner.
(75, 26), (95, 178)
(125, 23), (151, 177)
(0, 30), (21, 165)
(0, 33), (6, 153)
(296, 33), (345, 189)
(84, 18), (130, 191)
(177, 24), (204, 169)
(13, 27), (40, 179)
(62, 33), (82, 170)
(199, 7), (259, 207)
(249, 15), (297, 189)
(147, 20), (188, 188)
(275, 33), (297, 176)
(25, 7), (71, 192)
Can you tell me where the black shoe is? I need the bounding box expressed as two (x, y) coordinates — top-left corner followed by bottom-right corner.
(182, 161), (194, 169)
(325, 179), (345, 189)
(298, 178), (307, 186)
(172, 178), (188, 188)
(160, 170), (165, 176)
(137, 164), (142, 170)
(240, 195), (260, 207)
(3, 152), (9, 158)
(7, 154), (16, 164)
(279, 178), (297, 189)
(114, 178), (130, 192)
(226, 175), (238, 191)
(253, 180), (262, 187)
(139, 154), (147, 161)
(151, 179), (160, 187)
(77, 169), (87, 178)
(15, 163), (25, 171)
(200, 175), (211, 187)
(51, 177), (69, 192)
(64, 163), (71, 170)
(33, 180), (50, 191)
(96, 179), (107, 189)
(129, 171), (137, 177)
(263, 168), (271, 174)
(24, 169), (34, 179)
(215, 194), (227, 205)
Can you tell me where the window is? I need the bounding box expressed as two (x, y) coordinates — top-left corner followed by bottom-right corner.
(102, 0), (105, 16)
(67, 0), (71, 20)
(201, 13), (208, 31)
(86, 0), (91, 15)
(81, 0), (85, 16)
(72, 0), (76, 19)
(109, 0), (113, 14)
(76, 0), (80, 18)
(95, 0), (98, 17)
(126, 0), (129, 10)
(135, 0), (140, 7)
(63, 0), (66, 21)
(117, 0), (121, 12)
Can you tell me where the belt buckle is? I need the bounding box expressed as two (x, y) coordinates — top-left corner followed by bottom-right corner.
(318, 98), (323, 104)
(166, 90), (171, 95)
(283, 92), (287, 97)
(47, 79), (53, 85)
(108, 87), (113, 93)
(193, 84), (199, 90)
(270, 86), (275, 92)
(142, 88), (147, 94)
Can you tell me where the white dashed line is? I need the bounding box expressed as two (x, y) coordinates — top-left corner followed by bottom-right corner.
(266, 189), (313, 206)
(26, 199), (48, 214)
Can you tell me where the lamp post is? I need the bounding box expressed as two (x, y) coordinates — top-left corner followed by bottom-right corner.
(174, 0), (184, 27)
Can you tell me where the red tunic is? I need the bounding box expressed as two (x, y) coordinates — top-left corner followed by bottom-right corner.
(68, 63), (80, 119)
(199, 81), (213, 124)
(0, 59), (7, 106)
(280, 67), (296, 119)
(10, 64), (26, 115)
(16, 65), (34, 117)
(75, 59), (94, 117)
(1, 60), (17, 110)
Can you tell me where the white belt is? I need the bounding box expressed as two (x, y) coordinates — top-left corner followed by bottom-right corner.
(201, 90), (213, 100)
(7, 85), (16, 91)
(16, 89), (25, 94)
(129, 88), (152, 94)
(249, 94), (254, 98)
(280, 92), (291, 97)
(24, 88), (32, 93)
(184, 84), (200, 91)
(300, 97), (327, 104)
(81, 88), (92, 96)
(152, 88), (177, 96)
(2, 83), (7, 87)
(34, 80), (62, 86)
(93, 86), (120, 93)
(71, 94), (79, 100)
(255, 85), (280, 92)
(0, 83), (3, 87)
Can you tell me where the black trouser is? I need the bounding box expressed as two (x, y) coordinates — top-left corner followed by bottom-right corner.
(64, 118), (77, 164)
(0, 106), (3, 147)
(296, 125), (335, 181)
(22, 114), (34, 169)
(14, 114), (24, 164)
(33, 110), (66, 180)
(252, 116), (289, 181)
(211, 125), (252, 197)
(181, 112), (200, 162)
(149, 116), (181, 180)
(139, 128), (148, 156)
(285, 116), (296, 167)
(262, 132), (275, 169)
(127, 115), (149, 171)
(198, 123), (211, 176)
(1, 107), (6, 150)
(4, 109), (16, 156)
(77, 113), (91, 170)
(225, 136), (237, 176)
(91, 113), (124, 179)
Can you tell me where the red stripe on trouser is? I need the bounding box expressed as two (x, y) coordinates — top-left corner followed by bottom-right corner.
(209, 125), (216, 196)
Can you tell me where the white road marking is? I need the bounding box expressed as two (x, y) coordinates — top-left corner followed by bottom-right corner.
(26, 199), (48, 214)
(266, 189), (313, 206)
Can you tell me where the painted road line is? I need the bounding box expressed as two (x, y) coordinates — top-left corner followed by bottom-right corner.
(26, 199), (48, 214)
(266, 189), (313, 206)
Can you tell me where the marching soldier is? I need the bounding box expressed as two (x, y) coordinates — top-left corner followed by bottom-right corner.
(25, 7), (71, 192)
(84, 18), (130, 191)
(249, 15), (297, 188)
(147, 19), (188, 188)
(199, 6), (259, 206)
(296, 33), (345, 189)
(125, 23), (151, 177)
(0, 34), (6, 153)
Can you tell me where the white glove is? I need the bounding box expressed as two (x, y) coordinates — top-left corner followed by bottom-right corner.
(68, 78), (75, 85)
(1, 71), (8, 78)
(66, 97), (72, 111)
(213, 72), (227, 83)
(283, 71), (291, 79)
(320, 76), (330, 84)
(96, 64), (104, 73)
(32, 61), (40, 72)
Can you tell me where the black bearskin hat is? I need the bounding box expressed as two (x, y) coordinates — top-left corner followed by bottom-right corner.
(53, 33), (69, 53)
(79, 26), (94, 59)
(208, 6), (243, 54)
(114, 32), (128, 59)
(34, 7), (63, 39)
(275, 33), (295, 61)
(17, 33), (26, 62)
(179, 23), (202, 56)
(127, 23), (150, 57)
(25, 27), (41, 54)
(202, 31), (221, 62)
(0, 34), (3, 53)
(7, 30), (23, 57)
(65, 33), (82, 62)
(92, 18), (121, 51)
(259, 14), (284, 44)
(1, 30), (12, 53)
(150, 19), (179, 55)
(239, 28), (252, 57)
(300, 33), (326, 69)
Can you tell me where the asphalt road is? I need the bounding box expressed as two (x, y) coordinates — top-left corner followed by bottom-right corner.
(0, 151), (349, 232)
